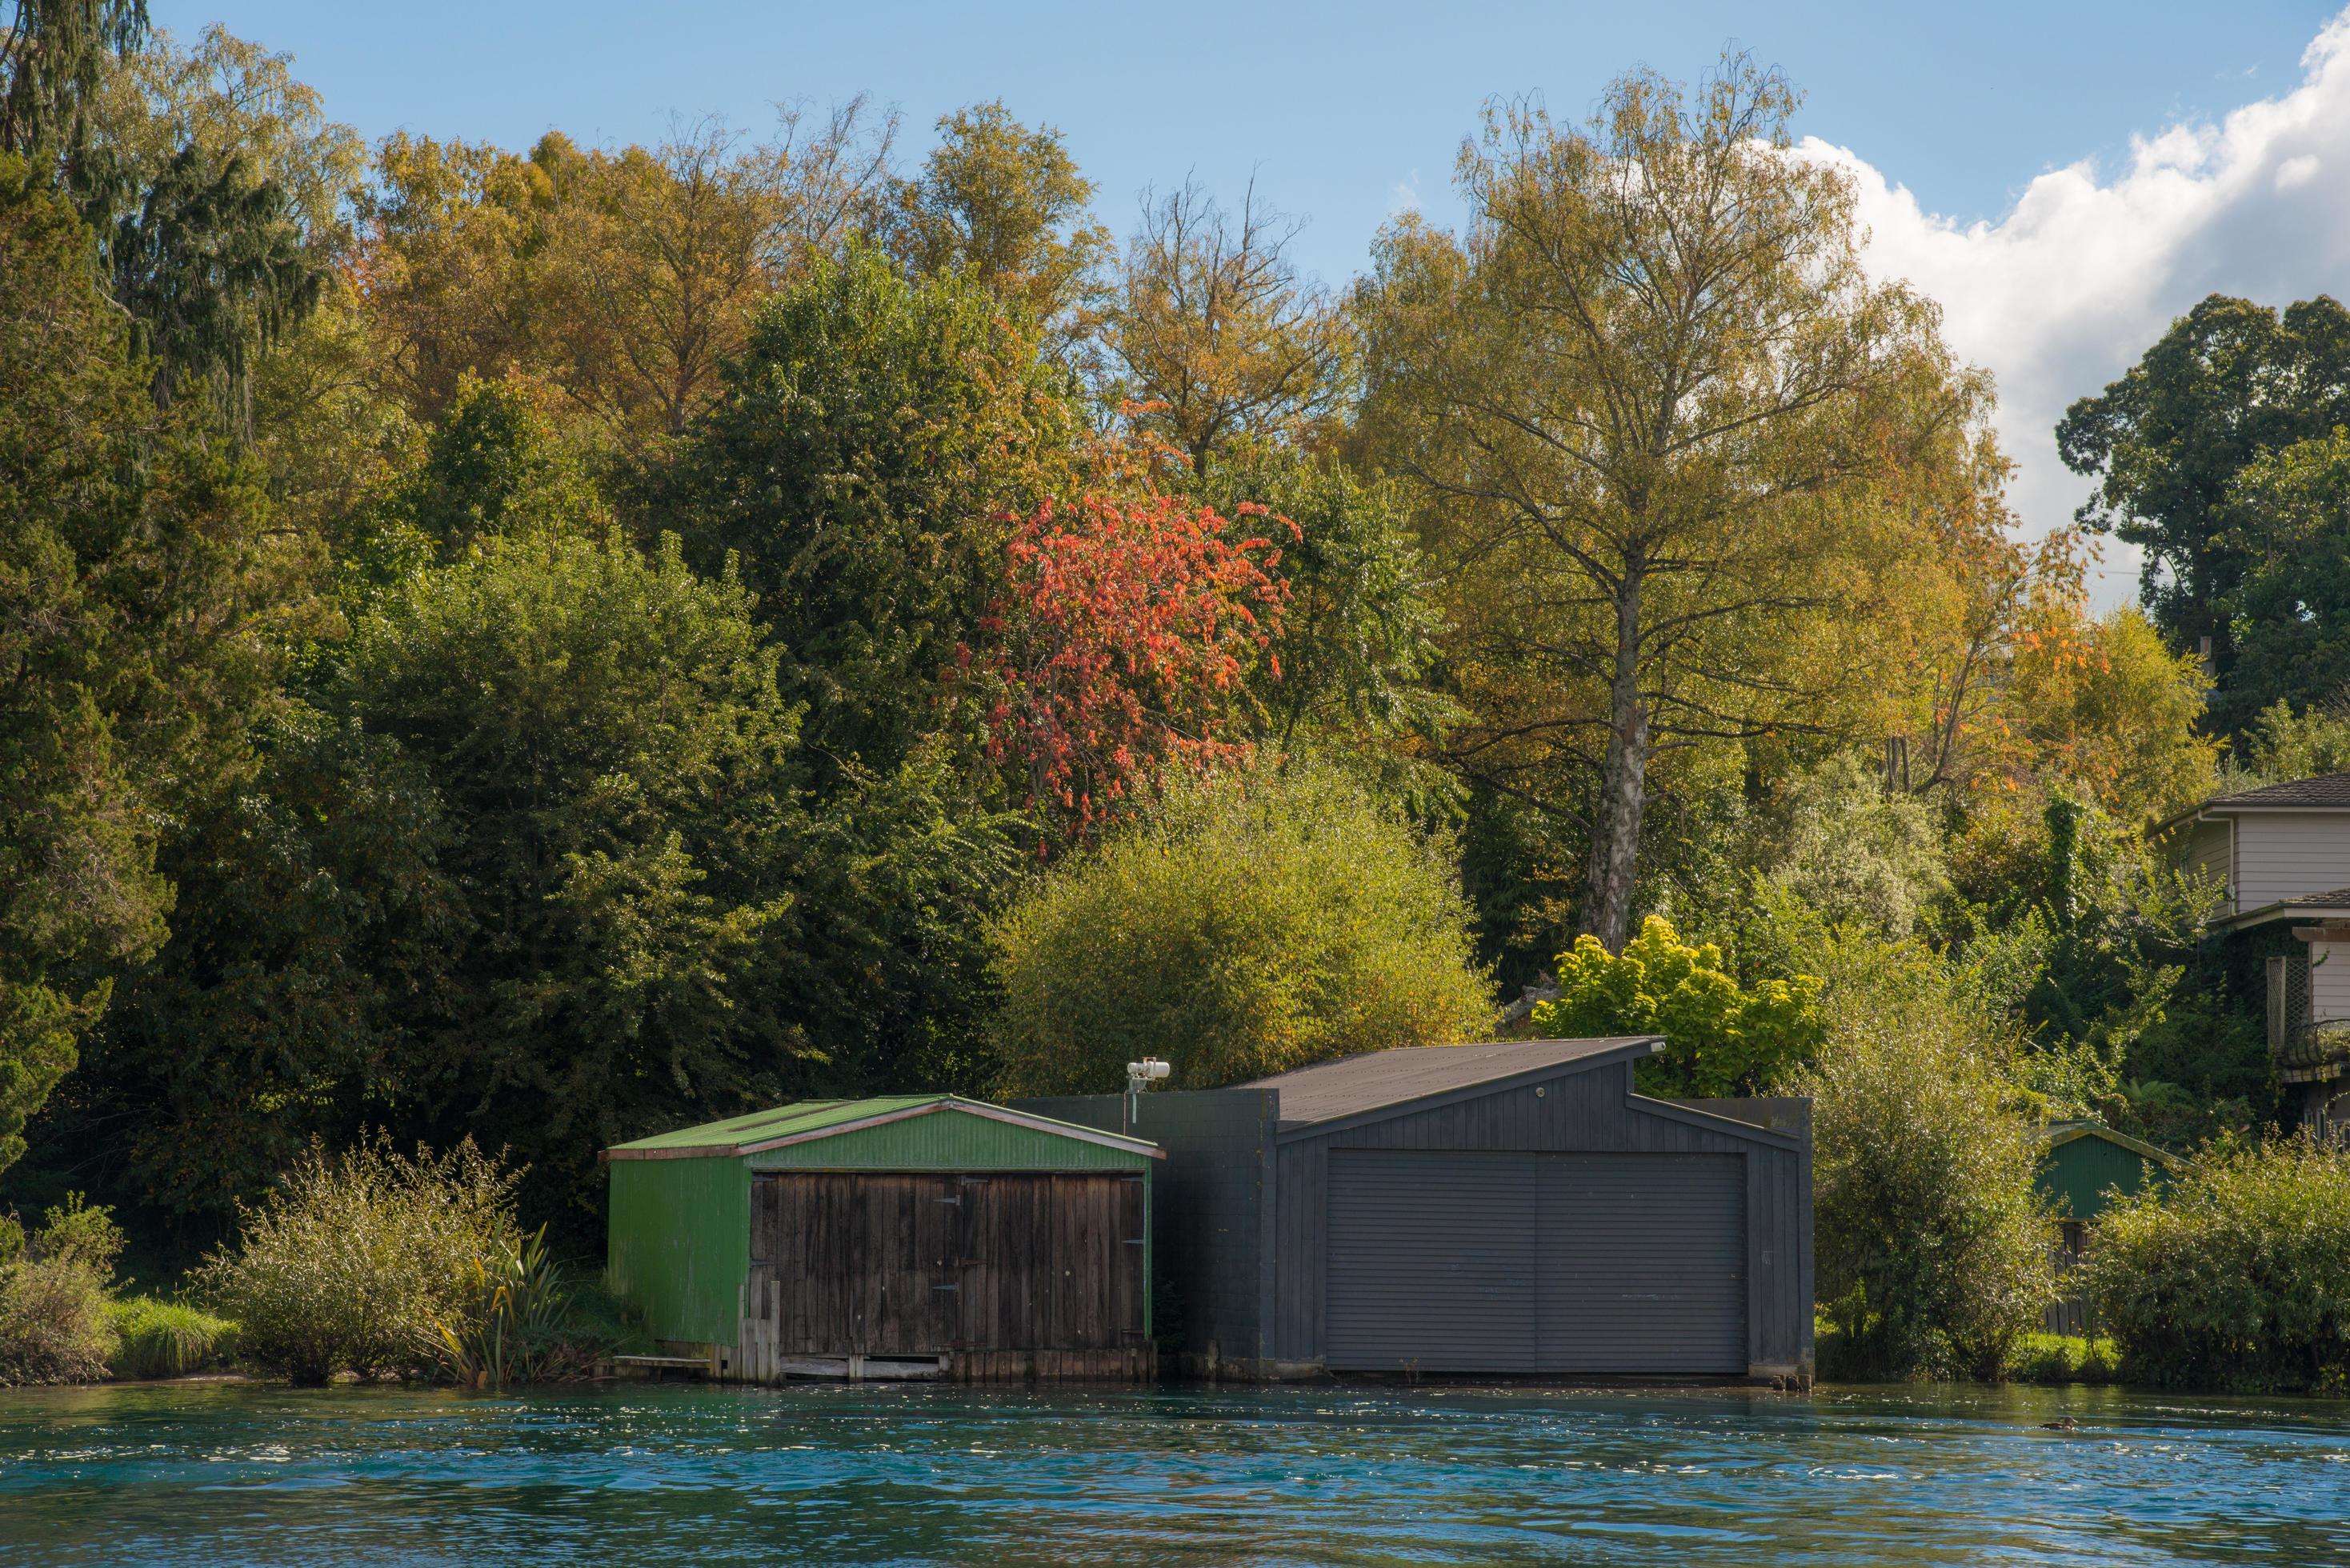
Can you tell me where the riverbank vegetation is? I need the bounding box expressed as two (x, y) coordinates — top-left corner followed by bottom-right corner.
(2088, 1136), (2350, 1393)
(4, 6), (2350, 1392)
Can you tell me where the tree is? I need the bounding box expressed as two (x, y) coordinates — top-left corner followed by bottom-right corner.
(534, 107), (897, 448)
(1534, 914), (1823, 1097)
(358, 107), (898, 442)
(1800, 938), (2053, 1379)
(1745, 752), (1948, 940)
(1107, 178), (1351, 474)
(1190, 446), (1454, 760)
(2228, 697), (2350, 788)
(356, 132), (562, 425)
(0, 157), (290, 1178)
(983, 494), (1291, 836)
(93, 22), (363, 248)
(97, 141), (321, 422)
(53, 710), (458, 1242)
(342, 527), (799, 1222)
(2212, 428), (2350, 724)
(1356, 57), (1955, 951)
(1991, 603), (2216, 825)
(990, 763), (1495, 1094)
(2056, 293), (2350, 729)
(659, 242), (1079, 781)
(88, 25), (399, 516)
(891, 99), (1110, 350)
(0, 0), (146, 183)
(396, 373), (605, 552)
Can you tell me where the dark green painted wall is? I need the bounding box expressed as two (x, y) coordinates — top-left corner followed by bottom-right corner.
(2038, 1137), (2169, 1221)
(607, 1156), (751, 1345)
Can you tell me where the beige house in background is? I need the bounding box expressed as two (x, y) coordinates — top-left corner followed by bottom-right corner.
(2163, 773), (2350, 1129)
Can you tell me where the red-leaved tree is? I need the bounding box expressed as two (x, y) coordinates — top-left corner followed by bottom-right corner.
(981, 494), (1295, 838)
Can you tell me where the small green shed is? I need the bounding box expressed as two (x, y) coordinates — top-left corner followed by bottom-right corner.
(605, 1096), (1163, 1382)
(2036, 1122), (2181, 1245)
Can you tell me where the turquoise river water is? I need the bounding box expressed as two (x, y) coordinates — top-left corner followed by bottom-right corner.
(1, 1380), (2347, 1565)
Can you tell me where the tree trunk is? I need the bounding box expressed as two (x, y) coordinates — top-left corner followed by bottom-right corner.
(1580, 567), (1648, 953)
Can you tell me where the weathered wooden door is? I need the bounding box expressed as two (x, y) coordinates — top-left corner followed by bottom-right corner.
(748, 1170), (1145, 1356)
(956, 1172), (1147, 1350)
(751, 1172), (963, 1356)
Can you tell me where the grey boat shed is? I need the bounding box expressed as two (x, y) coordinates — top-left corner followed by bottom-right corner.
(1022, 1036), (1812, 1382)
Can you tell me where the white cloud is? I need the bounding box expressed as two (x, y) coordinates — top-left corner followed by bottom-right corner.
(1388, 169), (1423, 218)
(1801, 11), (2350, 605)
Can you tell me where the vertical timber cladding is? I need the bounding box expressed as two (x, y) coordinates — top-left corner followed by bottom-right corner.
(749, 1170), (1148, 1357)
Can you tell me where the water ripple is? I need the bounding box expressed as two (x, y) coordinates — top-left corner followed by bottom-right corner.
(0, 1382), (2345, 1566)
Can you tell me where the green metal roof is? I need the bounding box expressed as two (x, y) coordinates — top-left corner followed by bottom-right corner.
(604, 1095), (1163, 1162)
(2036, 1121), (2184, 1168)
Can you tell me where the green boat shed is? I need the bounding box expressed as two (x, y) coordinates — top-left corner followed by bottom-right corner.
(605, 1096), (1163, 1382)
(2036, 1122), (2181, 1231)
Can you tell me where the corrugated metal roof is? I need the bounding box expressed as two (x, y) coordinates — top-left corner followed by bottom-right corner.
(605, 1096), (1163, 1160)
(2038, 1120), (2184, 1167)
(609, 1097), (939, 1154)
(1239, 1037), (1660, 1130)
(2204, 773), (2350, 809)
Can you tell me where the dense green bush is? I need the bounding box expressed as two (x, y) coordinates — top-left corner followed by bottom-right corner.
(991, 762), (1495, 1094)
(0, 1198), (126, 1386)
(1803, 941), (2053, 1380)
(2086, 1135), (2350, 1392)
(1534, 914), (1824, 1096)
(106, 1298), (238, 1380)
(195, 1138), (518, 1384)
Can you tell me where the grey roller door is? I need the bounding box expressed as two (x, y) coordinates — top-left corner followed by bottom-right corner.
(1326, 1150), (1538, 1370)
(1323, 1149), (1747, 1374)
(1538, 1154), (1746, 1374)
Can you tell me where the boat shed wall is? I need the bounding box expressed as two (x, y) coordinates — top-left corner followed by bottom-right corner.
(1269, 1059), (1812, 1374)
(2038, 1132), (2173, 1222)
(1017, 1090), (1279, 1369)
(607, 1101), (1159, 1359)
(607, 1154), (750, 1346)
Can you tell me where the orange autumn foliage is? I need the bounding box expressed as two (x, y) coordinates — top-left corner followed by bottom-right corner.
(981, 494), (1295, 837)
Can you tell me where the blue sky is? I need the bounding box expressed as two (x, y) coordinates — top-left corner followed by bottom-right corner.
(162, 1), (2335, 291)
(157, 2), (2350, 586)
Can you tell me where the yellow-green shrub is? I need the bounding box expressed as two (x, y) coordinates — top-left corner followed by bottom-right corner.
(991, 762), (1495, 1094)
(1535, 914), (1824, 1096)
(0, 1197), (126, 1386)
(195, 1137), (517, 1385)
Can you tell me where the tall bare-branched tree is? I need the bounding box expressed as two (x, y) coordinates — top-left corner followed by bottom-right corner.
(1359, 55), (1956, 950)
(1108, 176), (1350, 474)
